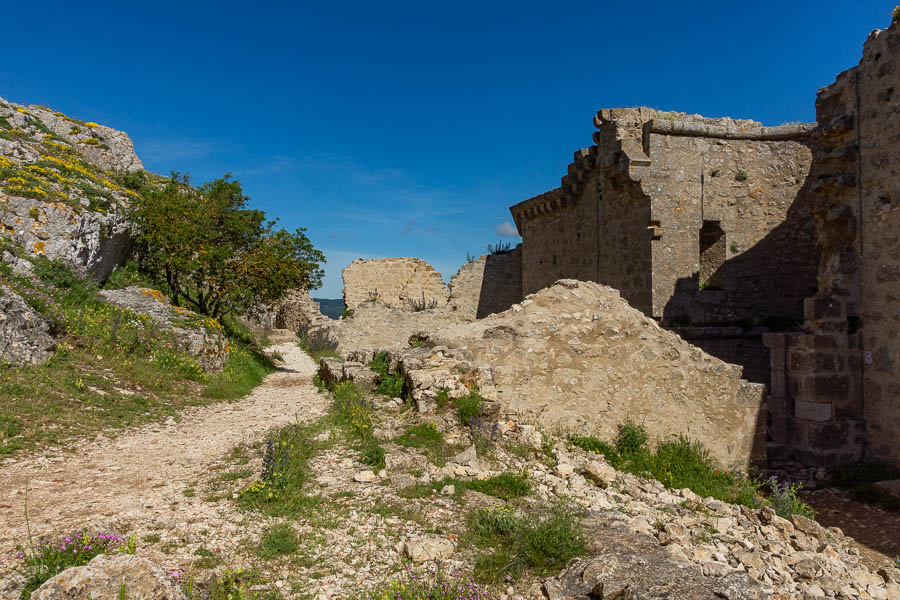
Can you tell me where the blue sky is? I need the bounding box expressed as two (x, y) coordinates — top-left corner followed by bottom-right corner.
(0, 1), (892, 297)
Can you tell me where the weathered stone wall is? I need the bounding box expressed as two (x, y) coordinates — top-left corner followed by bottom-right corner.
(765, 20), (900, 469)
(447, 247), (522, 319)
(414, 280), (768, 469)
(511, 108), (818, 392)
(342, 258), (450, 311)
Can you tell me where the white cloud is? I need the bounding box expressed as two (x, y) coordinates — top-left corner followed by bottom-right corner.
(495, 221), (519, 237)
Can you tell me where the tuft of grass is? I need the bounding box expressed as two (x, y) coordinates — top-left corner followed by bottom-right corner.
(392, 421), (461, 466)
(467, 505), (584, 583)
(257, 523), (299, 559)
(735, 168), (749, 181)
(329, 381), (386, 470)
(354, 566), (490, 600)
(237, 421), (324, 518)
(570, 422), (765, 509)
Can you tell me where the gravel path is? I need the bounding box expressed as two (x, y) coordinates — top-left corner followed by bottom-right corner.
(0, 341), (323, 569)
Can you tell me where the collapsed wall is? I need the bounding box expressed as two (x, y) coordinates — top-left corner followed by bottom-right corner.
(274, 289), (329, 331)
(341, 253), (522, 318)
(342, 257), (450, 311)
(765, 19), (900, 469)
(402, 280), (767, 470)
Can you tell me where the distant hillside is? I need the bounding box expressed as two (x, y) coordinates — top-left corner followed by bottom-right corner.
(314, 298), (344, 320)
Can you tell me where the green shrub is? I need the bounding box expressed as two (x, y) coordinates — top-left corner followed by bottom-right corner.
(894, 5), (900, 23)
(614, 420), (649, 455)
(128, 172), (324, 319)
(453, 393), (484, 427)
(370, 352), (404, 397)
(297, 325), (339, 361)
(735, 168), (749, 182)
(340, 308), (354, 319)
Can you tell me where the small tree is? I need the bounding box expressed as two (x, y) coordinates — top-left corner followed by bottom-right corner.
(128, 173), (324, 318)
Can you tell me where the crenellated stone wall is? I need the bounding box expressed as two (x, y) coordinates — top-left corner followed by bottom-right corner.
(512, 109), (817, 330)
(765, 20), (900, 469)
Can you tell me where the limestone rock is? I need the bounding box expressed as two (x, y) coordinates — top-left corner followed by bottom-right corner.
(353, 470), (376, 483)
(31, 554), (185, 600)
(0, 287), (54, 366)
(402, 537), (453, 563)
(0, 97), (140, 278)
(542, 518), (765, 600)
(99, 287), (227, 372)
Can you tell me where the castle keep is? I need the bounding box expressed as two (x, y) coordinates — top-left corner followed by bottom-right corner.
(508, 20), (900, 470)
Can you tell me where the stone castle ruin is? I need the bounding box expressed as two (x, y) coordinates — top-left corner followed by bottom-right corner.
(324, 19), (900, 473)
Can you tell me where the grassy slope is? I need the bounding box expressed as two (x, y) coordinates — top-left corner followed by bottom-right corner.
(0, 255), (275, 457)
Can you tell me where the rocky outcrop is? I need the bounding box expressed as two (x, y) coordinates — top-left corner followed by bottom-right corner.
(32, 554), (185, 600)
(0, 287), (54, 366)
(342, 257), (450, 311)
(0, 97), (141, 278)
(1, 195), (131, 280)
(99, 287), (227, 372)
(398, 280), (767, 469)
